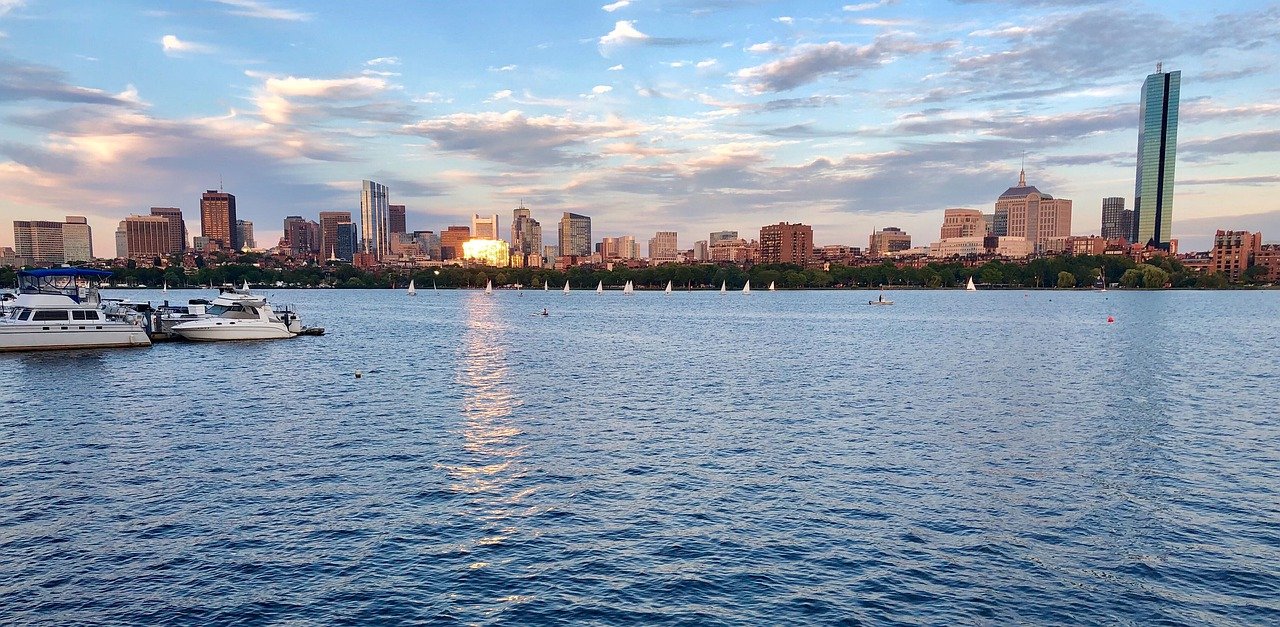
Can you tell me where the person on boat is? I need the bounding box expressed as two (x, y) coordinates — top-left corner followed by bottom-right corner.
(541, 308), (549, 316)
(878, 293), (883, 303)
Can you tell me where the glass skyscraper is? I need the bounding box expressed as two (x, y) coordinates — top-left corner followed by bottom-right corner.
(558, 212), (591, 257)
(360, 179), (389, 259)
(1133, 67), (1180, 250)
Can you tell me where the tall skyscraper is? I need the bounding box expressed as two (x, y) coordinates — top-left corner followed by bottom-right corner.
(336, 222), (359, 261)
(1133, 66), (1180, 250)
(360, 179), (389, 259)
(150, 207), (186, 254)
(511, 204), (543, 267)
(13, 220), (65, 264)
(236, 220), (255, 251)
(472, 213), (499, 240)
(648, 231), (678, 263)
(62, 216), (93, 262)
(759, 222), (813, 265)
(388, 204), (406, 234)
(994, 169), (1072, 253)
(558, 212), (591, 257)
(319, 211), (351, 260)
(1100, 197), (1133, 243)
(200, 190), (238, 251)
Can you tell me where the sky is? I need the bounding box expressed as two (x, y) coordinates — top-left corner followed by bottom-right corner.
(1, 0), (1278, 255)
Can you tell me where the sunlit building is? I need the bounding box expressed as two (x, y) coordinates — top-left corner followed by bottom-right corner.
(511, 204), (542, 267)
(62, 216), (93, 262)
(440, 225), (470, 260)
(119, 215), (171, 260)
(648, 231), (678, 263)
(759, 222), (813, 265)
(463, 239), (510, 267)
(472, 213), (499, 240)
(994, 169), (1072, 254)
(200, 190), (238, 251)
(1134, 66), (1181, 250)
(1211, 230), (1261, 280)
(320, 211), (352, 260)
(940, 208), (988, 239)
(360, 179), (390, 259)
(150, 207), (186, 254)
(709, 230), (738, 245)
(13, 220), (65, 264)
(693, 240), (709, 261)
(868, 227), (911, 256)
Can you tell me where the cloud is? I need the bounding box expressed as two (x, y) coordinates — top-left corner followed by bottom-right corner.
(736, 36), (953, 93)
(608, 64), (625, 71)
(401, 110), (641, 167)
(602, 0), (630, 11)
(598, 20), (701, 54)
(487, 89), (513, 102)
(592, 85), (613, 94)
(1181, 130), (1280, 157)
(0, 57), (139, 106)
(775, 16), (794, 25)
(1180, 175), (1280, 187)
(161, 35), (214, 55)
(0, 0), (24, 17)
(365, 56), (400, 66)
(746, 42), (782, 54)
(243, 71), (405, 125)
(696, 58), (718, 68)
(488, 64), (517, 72)
(210, 0), (310, 21)
(843, 0), (896, 10)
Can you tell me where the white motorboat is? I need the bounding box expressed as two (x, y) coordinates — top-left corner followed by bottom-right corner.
(868, 289), (894, 306)
(0, 268), (151, 352)
(171, 289), (302, 341)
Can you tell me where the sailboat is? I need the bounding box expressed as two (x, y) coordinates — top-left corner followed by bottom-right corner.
(543, 282), (548, 291)
(563, 280), (570, 294)
(966, 276), (976, 291)
(623, 280), (635, 295)
(162, 280), (168, 294)
(407, 279), (417, 296)
(596, 280), (603, 294)
(768, 281), (776, 292)
(485, 279), (493, 295)
(664, 280), (673, 295)
(742, 280), (751, 295)
(1098, 268), (1107, 292)
(720, 280), (727, 294)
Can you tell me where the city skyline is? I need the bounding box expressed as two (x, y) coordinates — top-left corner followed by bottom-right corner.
(1, 1), (1278, 254)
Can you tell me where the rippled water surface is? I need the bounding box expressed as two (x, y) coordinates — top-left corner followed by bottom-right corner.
(3, 288), (1279, 624)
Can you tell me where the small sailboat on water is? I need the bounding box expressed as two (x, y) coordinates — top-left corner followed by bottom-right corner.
(623, 280), (635, 295)
(596, 280), (604, 295)
(768, 281), (776, 292)
(162, 280), (168, 294)
(664, 280), (673, 295)
(720, 280), (727, 294)
(485, 279), (493, 295)
(407, 279), (416, 296)
(742, 280), (751, 295)
(966, 276), (976, 291)
(563, 280), (570, 294)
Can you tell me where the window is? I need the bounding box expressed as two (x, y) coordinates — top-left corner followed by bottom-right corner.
(18, 309), (32, 321)
(32, 310), (69, 321)
(72, 310), (88, 320)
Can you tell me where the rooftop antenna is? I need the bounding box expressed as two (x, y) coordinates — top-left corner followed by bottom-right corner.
(1019, 155), (1026, 186)
(1156, 61), (1163, 74)
(219, 175), (223, 192)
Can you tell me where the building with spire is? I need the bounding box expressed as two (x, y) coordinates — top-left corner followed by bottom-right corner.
(1133, 65), (1180, 250)
(511, 203), (542, 267)
(993, 168), (1071, 253)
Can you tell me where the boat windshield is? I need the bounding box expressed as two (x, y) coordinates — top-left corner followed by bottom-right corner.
(17, 268), (110, 304)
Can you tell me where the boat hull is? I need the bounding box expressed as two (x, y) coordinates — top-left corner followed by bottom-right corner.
(171, 320), (294, 341)
(0, 324), (151, 352)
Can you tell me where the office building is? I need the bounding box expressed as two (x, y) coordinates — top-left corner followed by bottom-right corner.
(559, 212), (591, 257)
(319, 211), (352, 260)
(414, 230), (442, 259)
(1211, 230), (1261, 280)
(869, 227), (911, 256)
(336, 222), (359, 262)
(993, 169), (1072, 253)
(693, 240), (709, 261)
(120, 215), (171, 260)
(62, 216), (93, 262)
(759, 222), (813, 265)
(941, 208), (988, 239)
(648, 231), (678, 263)
(360, 179), (390, 259)
(200, 190), (238, 251)
(149, 207), (186, 254)
(1134, 66), (1181, 250)
(511, 204), (543, 267)
(472, 213), (499, 240)
(13, 220), (65, 264)
(709, 230), (738, 245)
(283, 217), (318, 257)
(389, 205), (406, 234)
(1100, 197), (1133, 243)
(440, 225), (470, 260)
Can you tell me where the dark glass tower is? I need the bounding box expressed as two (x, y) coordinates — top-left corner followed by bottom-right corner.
(1133, 67), (1180, 250)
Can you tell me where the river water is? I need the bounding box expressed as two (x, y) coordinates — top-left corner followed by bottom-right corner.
(2, 288), (1278, 624)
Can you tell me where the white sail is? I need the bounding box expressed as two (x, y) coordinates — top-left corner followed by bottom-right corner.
(769, 281), (775, 291)
(407, 279), (416, 295)
(543, 282), (548, 291)
(720, 280), (726, 294)
(485, 279), (493, 295)
(597, 280), (603, 294)
(242, 280), (250, 291)
(966, 276), (976, 291)
(563, 280), (570, 294)
(665, 280), (672, 295)
(623, 280), (634, 295)
(162, 281), (168, 294)
(743, 280), (751, 295)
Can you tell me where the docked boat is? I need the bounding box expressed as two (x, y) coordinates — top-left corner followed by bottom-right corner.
(170, 287), (303, 341)
(0, 268), (151, 352)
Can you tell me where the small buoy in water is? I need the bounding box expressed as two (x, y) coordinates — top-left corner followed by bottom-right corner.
(1107, 316), (1115, 324)
(355, 371), (363, 378)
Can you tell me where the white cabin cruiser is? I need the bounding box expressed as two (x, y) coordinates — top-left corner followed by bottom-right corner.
(170, 288), (302, 341)
(0, 268), (151, 352)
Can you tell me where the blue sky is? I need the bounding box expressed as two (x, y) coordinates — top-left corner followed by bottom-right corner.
(2, 0), (1278, 254)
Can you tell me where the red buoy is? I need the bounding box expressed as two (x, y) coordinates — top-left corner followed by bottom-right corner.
(1107, 316), (1115, 323)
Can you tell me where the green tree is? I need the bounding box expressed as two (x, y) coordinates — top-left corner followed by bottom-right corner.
(1120, 263), (1170, 288)
(1242, 265), (1270, 285)
(1056, 271), (1075, 288)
